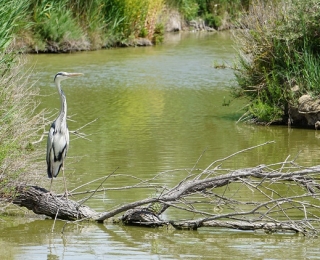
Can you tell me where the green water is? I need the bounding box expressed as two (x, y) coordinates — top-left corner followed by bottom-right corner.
(1, 31), (320, 259)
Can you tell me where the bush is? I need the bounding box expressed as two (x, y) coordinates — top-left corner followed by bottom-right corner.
(139, 27), (149, 38)
(233, 0), (320, 124)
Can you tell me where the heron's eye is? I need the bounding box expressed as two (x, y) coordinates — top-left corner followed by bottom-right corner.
(54, 72), (64, 81)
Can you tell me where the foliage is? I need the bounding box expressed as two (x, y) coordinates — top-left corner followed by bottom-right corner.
(68, 0), (106, 31)
(165, 0), (245, 29)
(153, 23), (165, 45)
(179, 0), (199, 20)
(233, 0), (320, 124)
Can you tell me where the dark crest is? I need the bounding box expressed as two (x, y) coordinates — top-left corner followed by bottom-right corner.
(53, 72), (64, 82)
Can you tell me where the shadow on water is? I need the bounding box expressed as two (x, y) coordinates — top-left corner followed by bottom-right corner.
(1, 218), (319, 259)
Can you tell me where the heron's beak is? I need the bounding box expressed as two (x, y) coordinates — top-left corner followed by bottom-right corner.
(67, 73), (84, 77)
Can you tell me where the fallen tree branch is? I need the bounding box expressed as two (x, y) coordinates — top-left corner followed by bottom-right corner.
(13, 185), (99, 220)
(171, 219), (306, 233)
(11, 142), (320, 236)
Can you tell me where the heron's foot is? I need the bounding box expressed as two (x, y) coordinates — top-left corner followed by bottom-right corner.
(61, 190), (73, 201)
(45, 191), (57, 202)
(61, 191), (74, 208)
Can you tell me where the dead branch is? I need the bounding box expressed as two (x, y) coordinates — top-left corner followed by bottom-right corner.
(11, 142), (320, 236)
(171, 219), (306, 233)
(13, 185), (99, 220)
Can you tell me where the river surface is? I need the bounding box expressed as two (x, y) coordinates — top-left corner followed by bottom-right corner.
(1, 32), (320, 259)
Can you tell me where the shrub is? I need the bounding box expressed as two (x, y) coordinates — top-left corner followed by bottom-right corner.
(233, 0), (320, 124)
(153, 23), (164, 45)
(139, 27), (149, 38)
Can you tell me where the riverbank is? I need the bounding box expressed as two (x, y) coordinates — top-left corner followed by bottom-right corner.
(13, 12), (219, 53)
(11, 1), (240, 53)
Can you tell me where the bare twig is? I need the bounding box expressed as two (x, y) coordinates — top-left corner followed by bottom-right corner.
(78, 167), (119, 206)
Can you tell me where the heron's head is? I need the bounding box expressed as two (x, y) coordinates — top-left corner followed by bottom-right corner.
(54, 72), (84, 83)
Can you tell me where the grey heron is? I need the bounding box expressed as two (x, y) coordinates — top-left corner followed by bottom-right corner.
(46, 72), (83, 196)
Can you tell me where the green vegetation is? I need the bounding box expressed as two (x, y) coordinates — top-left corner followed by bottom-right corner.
(7, 0), (249, 52)
(233, 0), (320, 124)
(20, 0), (166, 51)
(0, 0), (28, 69)
(0, 0), (43, 201)
(33, 2), (82, 42)
(167, 0), (248, 29)
(103, 0), (164, 46)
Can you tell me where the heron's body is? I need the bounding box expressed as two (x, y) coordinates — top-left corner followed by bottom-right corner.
(46, 101), (69, 178)
(46, 72), (83, 193)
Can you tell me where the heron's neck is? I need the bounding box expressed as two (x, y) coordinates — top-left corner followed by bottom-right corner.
(56, 81), (67, 127)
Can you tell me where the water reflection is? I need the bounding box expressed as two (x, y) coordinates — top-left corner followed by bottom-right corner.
(2, 218), (319, 259)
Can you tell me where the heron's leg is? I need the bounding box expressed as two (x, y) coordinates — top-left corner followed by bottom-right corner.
(49, 178), (53, 192)
(62, 164), (69, 201)
(46, 178), (55, 202)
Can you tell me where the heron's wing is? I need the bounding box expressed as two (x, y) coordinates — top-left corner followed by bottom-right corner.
(46, 122), (55, 178)
(53, 130), (69, 161)
(65, 126), (69, 155)
(46, 119), (70, 178)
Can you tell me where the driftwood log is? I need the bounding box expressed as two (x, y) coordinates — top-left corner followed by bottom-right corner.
(11, 142), (320, 236)
(13, 185), (99, 220)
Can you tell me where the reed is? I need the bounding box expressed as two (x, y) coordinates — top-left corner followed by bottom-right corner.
(0, 57), (44, 199)
(0, 0), (44, 200)
(0, 0), (29, 69)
